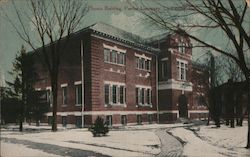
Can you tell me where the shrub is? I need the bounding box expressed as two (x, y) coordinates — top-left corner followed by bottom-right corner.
(89, 116), (109, 137)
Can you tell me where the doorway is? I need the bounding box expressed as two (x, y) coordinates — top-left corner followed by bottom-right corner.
(178, 94), (188, 118)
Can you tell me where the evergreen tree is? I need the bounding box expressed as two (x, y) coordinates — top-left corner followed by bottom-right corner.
(7, 45), (45, 131)
(90, 116), (109, 137)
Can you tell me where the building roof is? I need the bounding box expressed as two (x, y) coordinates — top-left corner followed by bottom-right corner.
(29, 22), (163, 55)
(144, 33), (170, 44)
(75, 22), (160, 53)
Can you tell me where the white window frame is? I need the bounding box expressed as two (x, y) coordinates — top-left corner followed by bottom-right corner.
(103, 44), (126, 66)
(75, 84), (82, 106)
(104, 84), (110, 105)
(177, 59), (188, 81)
(135, 53), (151, 72)
(178, 38), (186, 53)
(135, 85), (152, 106)
(62, 86), (68, 106)
(104, 48), (110, 62)
(104, 81), (126, 106)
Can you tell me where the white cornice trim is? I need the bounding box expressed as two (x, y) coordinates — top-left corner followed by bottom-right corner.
(74, 81), (82, 85)
(103, 43), (126, 53)
(176, 58), (188, 64)
(91, 34), (158, 56)
(158, 79), (193, 91)
(61, 83), (68, 87)
(104, 81), (125, 86)
(45, 110), (158, 116)
(135, 85), (152, 89)
(161, 57), (168, 61)
(135, 53), (152, 61)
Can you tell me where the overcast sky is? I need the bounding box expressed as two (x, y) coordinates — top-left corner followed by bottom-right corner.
(0, 0), (249, 82)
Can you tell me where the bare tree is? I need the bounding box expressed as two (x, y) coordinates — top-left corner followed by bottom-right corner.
(131, 0), (250, 148)
(221, 56), (245, 82)
(5, 0), (88, 131)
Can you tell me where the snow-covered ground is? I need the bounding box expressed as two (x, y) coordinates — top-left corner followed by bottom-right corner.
(2, 122), (250, 157)
(1, 142), (63, 157)
(1, 124), (161, 157)
(169, 122), (250, 157)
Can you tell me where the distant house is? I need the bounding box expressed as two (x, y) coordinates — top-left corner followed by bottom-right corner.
(32, 22), (209, 127)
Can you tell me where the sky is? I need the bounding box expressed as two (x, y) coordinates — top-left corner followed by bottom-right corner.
(0, 0), (162, 82)
(0, 0), (249, 83)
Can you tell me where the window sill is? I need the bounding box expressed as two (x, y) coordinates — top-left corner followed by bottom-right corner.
(136, 68), (151, 72)
(105, 103), (127, 107)
(177, 79), (187, 82)
(104, 61), (125, 67)
(75, 104), (82, 107)
(62, 105), (67, 107)
(137, 104), (153, 108)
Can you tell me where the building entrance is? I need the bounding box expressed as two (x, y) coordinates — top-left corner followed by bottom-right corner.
(178, 94), (188, 118)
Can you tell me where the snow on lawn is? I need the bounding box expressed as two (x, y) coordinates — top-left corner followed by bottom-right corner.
(169, 123), (250, 157)
(1, 129), (161, 157)
(1, 142), (63, 157)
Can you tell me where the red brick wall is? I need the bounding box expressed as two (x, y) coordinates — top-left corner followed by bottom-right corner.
(90, 36), (157, 112)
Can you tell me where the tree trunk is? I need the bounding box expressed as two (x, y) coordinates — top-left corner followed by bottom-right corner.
(51, 74), (58, 132)
(246, 77), (250, 148)
(19, 118), (23, 131)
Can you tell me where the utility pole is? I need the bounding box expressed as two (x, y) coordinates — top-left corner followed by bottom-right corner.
(81, 40), (85, 128)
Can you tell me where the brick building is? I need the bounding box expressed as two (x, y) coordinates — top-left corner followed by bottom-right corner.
(33, 22), (209, 127)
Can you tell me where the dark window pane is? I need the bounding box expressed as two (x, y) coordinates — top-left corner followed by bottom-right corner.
(105, 84), (110, 104)
(112, 85), (117, 103)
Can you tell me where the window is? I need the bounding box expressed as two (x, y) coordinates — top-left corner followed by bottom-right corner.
(161, 61), (168, 79)
(146, 89), (151, 104)
(118, 53), (125, 65)
(177, 60), (188, 81)
(62, 116), (67, 127)
(136, 87), (152, 106)
(103, 44), (126, 65)
(112, 85), (117, 104)
(111, 50), (117, 63)
(105, 83), (125, 105)
(139, 58), (145, 69)
(136, 88), (139, 105)
(148, 114), (153, 124)
(62, 87), (67, 105)
(137, 115), (142, 125)
(106, 115), (112, 127)
(75, 116), (82, 128)
(145, 60), (151, 71)
(104, 84), (110, 105)
(120, 86), (124, 104)
(178, 38), (186, 53)
(75, 84), (82, 105)
(104, 48), (110, 62)
(136, 57), (151, 71)
(121, 115), (127, 126)
(141, 88), (145, 104)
